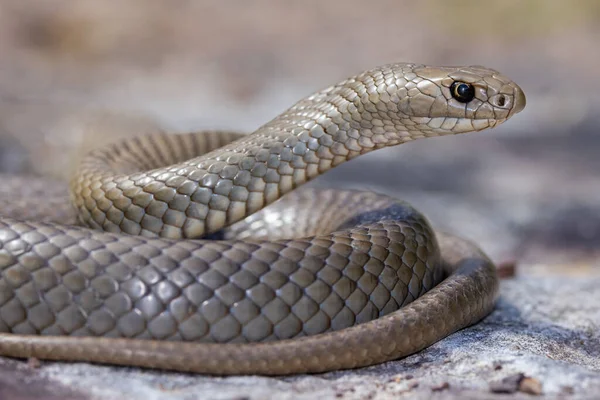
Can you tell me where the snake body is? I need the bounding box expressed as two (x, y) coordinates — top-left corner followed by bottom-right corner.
(0, 63), (525, 375)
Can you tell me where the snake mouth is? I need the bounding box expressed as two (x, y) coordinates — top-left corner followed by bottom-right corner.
(481, 118), (504, 130)
(454, 117), (506, 133)
(423, 117), (506, 135)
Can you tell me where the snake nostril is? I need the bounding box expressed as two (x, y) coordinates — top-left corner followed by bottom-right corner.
(497, 95), (506, 107)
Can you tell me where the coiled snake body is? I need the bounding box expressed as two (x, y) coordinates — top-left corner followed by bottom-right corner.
(0, 63), (525, 375)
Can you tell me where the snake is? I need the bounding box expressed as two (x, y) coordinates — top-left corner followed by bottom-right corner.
(0, 63), (526, 375)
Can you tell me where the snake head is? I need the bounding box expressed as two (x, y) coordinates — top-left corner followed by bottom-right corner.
(330, 63), (526, 143)
(392, 63), (526, 135)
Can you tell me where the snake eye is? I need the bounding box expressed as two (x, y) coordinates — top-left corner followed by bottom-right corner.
(450, 81), (475, 103)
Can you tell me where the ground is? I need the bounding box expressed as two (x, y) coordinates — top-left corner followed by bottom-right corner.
(0, 1), (598, 399)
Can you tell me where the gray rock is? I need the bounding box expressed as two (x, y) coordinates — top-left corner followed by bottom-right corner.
(1, 273), (597, 400)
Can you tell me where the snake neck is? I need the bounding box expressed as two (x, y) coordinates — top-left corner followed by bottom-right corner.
(72, 83), (420, 240)
(71, 62), (526, 240)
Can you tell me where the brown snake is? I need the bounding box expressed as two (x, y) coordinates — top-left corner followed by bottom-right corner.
(0, 63), (525, 375)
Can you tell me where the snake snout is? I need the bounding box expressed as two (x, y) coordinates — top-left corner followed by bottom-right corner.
(491, 84), (526, 117)
(511, 86), (527, 115)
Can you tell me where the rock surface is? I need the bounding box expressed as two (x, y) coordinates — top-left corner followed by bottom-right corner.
(1, 273), (598, 400)
(0, 1), (598, 399)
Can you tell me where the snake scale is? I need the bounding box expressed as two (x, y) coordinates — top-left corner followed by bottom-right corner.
(0, 63), (525, 375)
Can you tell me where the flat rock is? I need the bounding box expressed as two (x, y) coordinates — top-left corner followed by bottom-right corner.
(0, 3), (598, 398)
(1, 272), (597, 400)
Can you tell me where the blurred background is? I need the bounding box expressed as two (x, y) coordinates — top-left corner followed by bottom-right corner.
(0, 0), (598, 272)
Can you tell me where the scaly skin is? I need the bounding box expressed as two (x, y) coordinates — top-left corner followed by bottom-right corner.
(0, 63), (525, 375)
